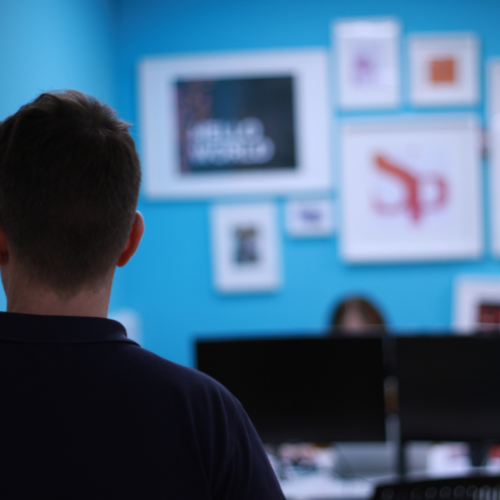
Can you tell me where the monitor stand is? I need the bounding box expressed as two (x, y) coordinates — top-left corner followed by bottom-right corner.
(469, 442), (491, 468)
(397, 441), (407, 477)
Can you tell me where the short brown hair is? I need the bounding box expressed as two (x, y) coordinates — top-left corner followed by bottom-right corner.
(0, 90), (141, 296)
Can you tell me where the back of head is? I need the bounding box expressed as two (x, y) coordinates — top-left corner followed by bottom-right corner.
(329, 296), (386, 334)
(0, 90), (141, 297)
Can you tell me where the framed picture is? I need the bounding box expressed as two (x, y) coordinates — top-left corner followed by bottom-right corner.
(453, 277), (500, 334)
(210, 203), (281, 293)
(488, 60), (500, 256)
(409, 34), (479, 107)
(109, 309), (143, 345)
(285, 198), (335, 238)
(139, 49), (331, 199)
(341, 116), (482, 262)
(333, 18), (400, 109)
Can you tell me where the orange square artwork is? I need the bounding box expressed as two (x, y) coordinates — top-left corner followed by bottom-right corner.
(430, 57), (456, 83)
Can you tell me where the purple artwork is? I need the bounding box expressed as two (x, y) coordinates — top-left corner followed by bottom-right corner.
(351, 44), (380, 87)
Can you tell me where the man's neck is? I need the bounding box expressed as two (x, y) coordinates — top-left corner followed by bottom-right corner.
(5, 278), (112, 318)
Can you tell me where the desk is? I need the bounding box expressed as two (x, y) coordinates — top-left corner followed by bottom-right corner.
(279, 471), (375, 500)
(278, 457), (500, 500)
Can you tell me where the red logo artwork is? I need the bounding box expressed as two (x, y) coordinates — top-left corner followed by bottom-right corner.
(373, 155), (448, 223)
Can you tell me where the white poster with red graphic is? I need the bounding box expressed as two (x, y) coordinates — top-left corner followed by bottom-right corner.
(341, 117), (482, 262)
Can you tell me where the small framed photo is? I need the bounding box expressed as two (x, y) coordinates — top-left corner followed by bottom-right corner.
(211, 203), (281, 293)
(488, 60), (500, 256)
(285, 198), (335, 238)
(341, 116), (482, 263)
(139, 49), (331, 199)
(333, 18), (400, 109)
(409, 34), (479, 107)
(453, 277), (500, 334)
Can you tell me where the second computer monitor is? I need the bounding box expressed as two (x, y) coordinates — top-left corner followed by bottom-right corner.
(196, 336), (386, 443)
(397, 336), (500, 442)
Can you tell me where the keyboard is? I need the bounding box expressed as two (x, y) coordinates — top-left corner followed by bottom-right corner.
(373, 476), (500, 500)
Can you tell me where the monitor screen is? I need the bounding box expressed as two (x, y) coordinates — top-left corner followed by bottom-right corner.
(397, 336), (500, 442)
(196, 336), (386, 443)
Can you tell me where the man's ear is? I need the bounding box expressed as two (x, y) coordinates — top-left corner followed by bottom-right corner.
(117, 211), (145, 268)
(0, 224), (9, 265)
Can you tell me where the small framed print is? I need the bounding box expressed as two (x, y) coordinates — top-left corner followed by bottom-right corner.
(453, 277), (500, 334)
(285, 198), (335, 238)
(333, 18), (400, 109)
(139, 49), (331, 199)
(341, 116), (482, 263)
(409, 34), (479, 107)
(211, 203), (281, 293)
(488, 60), (500, 256)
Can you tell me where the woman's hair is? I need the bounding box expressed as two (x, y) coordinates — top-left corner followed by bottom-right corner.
(330, 296), (385, 330)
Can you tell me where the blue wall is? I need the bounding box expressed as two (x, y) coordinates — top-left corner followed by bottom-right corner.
(114, 0), (500, 367)
(2, 0), (500, 368)
(0, 0), (117, 114)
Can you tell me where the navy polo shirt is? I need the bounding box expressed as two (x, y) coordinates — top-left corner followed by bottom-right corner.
(0, 312), (285, 499)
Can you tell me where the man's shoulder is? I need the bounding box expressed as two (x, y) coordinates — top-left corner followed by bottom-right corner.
(111, 344), (286, 499)
(117, 342), (241, 415)
(121, 343), (224, 389)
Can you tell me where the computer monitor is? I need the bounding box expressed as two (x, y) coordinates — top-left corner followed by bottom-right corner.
(397, 336), (500, 442)
(196, 336), (386, 443)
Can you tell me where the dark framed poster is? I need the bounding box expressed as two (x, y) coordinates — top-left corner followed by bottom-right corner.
(139, 49), (331, 199)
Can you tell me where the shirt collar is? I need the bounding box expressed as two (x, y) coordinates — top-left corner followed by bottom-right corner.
(0, 311), (138, 345)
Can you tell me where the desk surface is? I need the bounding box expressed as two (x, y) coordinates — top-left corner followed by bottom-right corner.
(280, 466), (500, 500)
(279, 472), (375, 500)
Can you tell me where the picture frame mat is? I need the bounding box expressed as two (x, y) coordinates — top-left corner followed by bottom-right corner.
(488, 59), (500, 256)
(453, 277), (500, 334)
(285, 197), (335, 237)
(341, 115), (482, 262)
(210, 203), (281, 293)
(139, 49), (331, 199)
(408, 32), (479, 106)
(332, 17), (400, 109)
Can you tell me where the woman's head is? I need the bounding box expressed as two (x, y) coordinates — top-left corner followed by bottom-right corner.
(330, 296), (385, 333)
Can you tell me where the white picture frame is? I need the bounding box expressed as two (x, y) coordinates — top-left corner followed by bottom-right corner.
(453, 277), (500, 334)
(409, 33), (479, 107)
(285, 198), (335, 238)
(341, 116), (482, 263)
(109, 309), (143, 345)
(488, 59), (500, 256)
(333, 18), (400, 109)
(139, 49), (331, 199)
(211, 203), (281, 293)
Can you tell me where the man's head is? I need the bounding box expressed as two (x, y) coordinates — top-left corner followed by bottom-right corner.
(0, 90), (142, 298)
